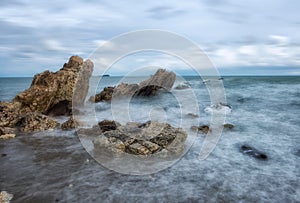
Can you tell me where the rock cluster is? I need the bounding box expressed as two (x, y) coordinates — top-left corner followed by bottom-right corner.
(0, 56), (93, 134)
(89, 120), (187, 156)
(191, 123), (234, 134)
(90, 69), (176, 102)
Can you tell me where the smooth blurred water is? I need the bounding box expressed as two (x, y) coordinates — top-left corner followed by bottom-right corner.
(0, 76), (299, 202)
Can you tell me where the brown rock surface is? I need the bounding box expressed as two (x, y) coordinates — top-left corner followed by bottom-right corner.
(90, 69), (176, 102)
(93, 121), (187, 156)
(0, 56), (93, 133)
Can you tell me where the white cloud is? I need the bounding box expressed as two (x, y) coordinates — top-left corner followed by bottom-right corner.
(43, 39), (66, 51)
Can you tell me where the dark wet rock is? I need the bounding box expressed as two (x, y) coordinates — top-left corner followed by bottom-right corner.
(93, 121), (187, 156)
(223, 123), (234, 129)
(294, 149), (300, 157)
(61, 117), (79, 130)
(240, 144), (268, 160)
(0, 56), (93, 133)
(186, 113), (199, 118)
(16, 112), (58, 133)
(191, 125), (210, 134)
(90, 69), (176, 102)
(98, 120), (120, 132)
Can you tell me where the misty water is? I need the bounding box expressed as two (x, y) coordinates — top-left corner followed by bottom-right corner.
(0, 76), (299, 202)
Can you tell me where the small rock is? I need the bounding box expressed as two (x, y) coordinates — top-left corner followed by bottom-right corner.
(190, 125), (210, 134)
(223, 123), (234, 129)
(186, 113), (199, 118)
(0, 134), (16, 140)
(0, 191), (13, 203)
(98, 120), (120, 132)
(61, 117), (79, 130)
(240, 144), (268, 160)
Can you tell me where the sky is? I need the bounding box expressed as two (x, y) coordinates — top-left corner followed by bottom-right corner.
(0, 0), (300, 76)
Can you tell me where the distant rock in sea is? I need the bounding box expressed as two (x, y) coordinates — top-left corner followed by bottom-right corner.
(90, 69), (176, 102)
(0, 55), (93, 134)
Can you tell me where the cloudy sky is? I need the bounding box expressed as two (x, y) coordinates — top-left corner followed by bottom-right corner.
(0, 0), (300, 76)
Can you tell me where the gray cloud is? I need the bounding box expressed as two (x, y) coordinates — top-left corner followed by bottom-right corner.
(147, 6), (186, 19)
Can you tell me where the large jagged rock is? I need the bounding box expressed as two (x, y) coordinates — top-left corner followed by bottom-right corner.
(14, 56), (93, 116)
(93, 121), (187, 156)
(134, 69), (176, 96)
(0, 56), (94, 133)
(90, 69), (176, 102)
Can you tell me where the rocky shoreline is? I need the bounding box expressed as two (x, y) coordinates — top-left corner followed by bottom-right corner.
(0, 56), (93, 138)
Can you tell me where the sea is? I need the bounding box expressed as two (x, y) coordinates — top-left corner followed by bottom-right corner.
(0, 76), (299, 202)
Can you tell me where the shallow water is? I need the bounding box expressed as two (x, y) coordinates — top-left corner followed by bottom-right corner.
(0, 76), (299, 202)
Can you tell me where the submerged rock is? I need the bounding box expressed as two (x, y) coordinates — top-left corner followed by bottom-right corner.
(0, 56), (93, 133)
(93, 121), (187, 156)
(90, 69), (176, 102)
(223, 123), (234, 129)
(240, 144), (268, 160)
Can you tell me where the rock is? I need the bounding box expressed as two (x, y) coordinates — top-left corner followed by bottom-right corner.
(90, 69), (176, 102)
(0, 56), (93, 133)
(98, 120), (120, 132)
(16, 113), (58, 132)
(13, 56), (93, 116)
(293, 149), (300, 157)
(113, 83), (140, 98)
(186, 113), (199, 118)
(223, 123), (234, 129)
(191, 125), (210, 134)
(0, 191), (13, 203)
(0, 127), (15, 135)
(0, 134), (16, 140)
(240, 144), (268, 160)
(89, 86), (114, 102)
(175, 82), (190, 90)
(0, 101), (21, 128)
(93, 121), (186, 156)
(61, 117), (79, 130)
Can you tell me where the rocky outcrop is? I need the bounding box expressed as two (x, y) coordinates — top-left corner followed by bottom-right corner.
(13, 55), (93, 116)
(92, 120), (187, 156)
(16, 113), (58, 132)
(0, 56), (93, 134)
(240, 144), (268, 160)
(90, 69), (176, 102)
